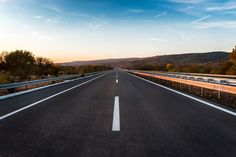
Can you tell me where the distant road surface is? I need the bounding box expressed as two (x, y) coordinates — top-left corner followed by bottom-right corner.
(0, 70), (236, 157)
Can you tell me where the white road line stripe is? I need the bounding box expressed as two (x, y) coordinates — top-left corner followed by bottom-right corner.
(0, 73), (109, 121)
(116, 79), (118, 83)
(128, 72), (236, 117)
(112, 96), (120, 131)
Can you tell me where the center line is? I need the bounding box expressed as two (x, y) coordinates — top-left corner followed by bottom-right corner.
(112, 96), (120, 131)
(116, 79), (118, 83)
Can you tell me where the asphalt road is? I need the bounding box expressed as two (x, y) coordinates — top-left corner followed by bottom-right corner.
(0, 70), (236, 157)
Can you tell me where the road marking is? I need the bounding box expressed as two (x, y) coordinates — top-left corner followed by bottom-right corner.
(0, 72), (106, 100)
(128, 72), (236, 117)
(112, 96), (120, 131)
(116, 79), (118, 83)
(0, 73), (109, 121)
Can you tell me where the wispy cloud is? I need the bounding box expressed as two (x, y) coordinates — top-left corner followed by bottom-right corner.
(33, 15), (58, 24)
(195, 21), (236, 29)
(129, 9), (145, 13)
(191, 15), (211, 24)
(168, 0), (204, 4)
(30, 32), (54, 41)
(168, 28), (195, 40)
(40, 4), (63, 14)
(224, 11), (236, 15)
(177, 5), (204, 17)
(45, 18), (58, 23)
(206, 3), (236, 11)
(33, 16), (44, 19)
(88, 21), (106, 29)
(179, 6), (194, 12)
(155, 11), (168, 18)
(151, 38), (168, 42)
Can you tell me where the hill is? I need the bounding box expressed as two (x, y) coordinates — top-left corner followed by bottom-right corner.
(131, 51), (229, 66)
(60, 58), (140, 66)
(61, 51), (229, 67)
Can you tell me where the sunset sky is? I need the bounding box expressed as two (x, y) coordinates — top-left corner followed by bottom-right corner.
(0, 0), (236, 62)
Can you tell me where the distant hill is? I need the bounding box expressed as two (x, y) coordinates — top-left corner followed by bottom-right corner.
(131, 51), (229, 66)
(60, 58), (140, 66)
(60, 51), (229, 66)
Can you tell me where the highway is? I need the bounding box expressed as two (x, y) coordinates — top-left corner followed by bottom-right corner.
(0, 70), (236, 157)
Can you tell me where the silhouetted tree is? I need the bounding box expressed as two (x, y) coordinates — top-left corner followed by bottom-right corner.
(0, 51), (7, 70)
(4, 50), (35, 81)
(226, 46), (236, 74)
(230, 46), (236, 66)
(36, 57), (54, 78)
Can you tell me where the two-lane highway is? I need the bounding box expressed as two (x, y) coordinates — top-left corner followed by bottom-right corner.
(0, 70), (236, 157)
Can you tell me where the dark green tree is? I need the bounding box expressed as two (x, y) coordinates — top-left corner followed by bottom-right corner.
(227, 46), (236, 74)
(36, 57), (54, 78)
(230, 46), (236, 66)
(4, 50), (36, 81)
(166, 63), (174, 72)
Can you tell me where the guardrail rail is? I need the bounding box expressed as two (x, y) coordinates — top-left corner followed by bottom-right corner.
(129, 70), (236, 108)
(0, 71), (103, 91)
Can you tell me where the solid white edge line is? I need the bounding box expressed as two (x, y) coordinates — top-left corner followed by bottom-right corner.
(112, 96), (120, 131)
(0, 72), (109, 121)
(127, 72), (236, 117)
(0, 72), (105, 100)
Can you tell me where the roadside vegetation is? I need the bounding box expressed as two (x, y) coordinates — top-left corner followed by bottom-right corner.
(130, 46), (236, 75)
(0, 50), (113, 83)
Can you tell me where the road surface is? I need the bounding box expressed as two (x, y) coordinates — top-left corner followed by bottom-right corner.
(0, 70), (236, 157)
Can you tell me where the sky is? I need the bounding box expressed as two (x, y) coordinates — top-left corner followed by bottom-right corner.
(0, 0), (236, 62)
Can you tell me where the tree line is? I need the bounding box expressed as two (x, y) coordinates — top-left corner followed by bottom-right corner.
(129, 46), (236, 75)
(0, 50), (112, 83)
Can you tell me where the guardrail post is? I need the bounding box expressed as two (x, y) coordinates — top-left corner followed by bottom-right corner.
(218, 90), (221, 100)
(179, 83), (182, 89)
(189, 85), (191, 93)
(7, 88), (15, 93)
(201, 87), (204, 96)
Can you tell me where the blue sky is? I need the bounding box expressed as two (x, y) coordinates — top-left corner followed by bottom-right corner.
(0, 0), (236, 62)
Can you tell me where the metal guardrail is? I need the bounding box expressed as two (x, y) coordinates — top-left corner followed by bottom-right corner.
(140, 70), (236, 79)
(134, 70), (236, 86)
(130, 71), (236, 95)
(0, 74), (82, 90)
(0, 71), (102, 90)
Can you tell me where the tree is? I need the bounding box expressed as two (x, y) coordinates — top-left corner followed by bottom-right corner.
(0, 54), (4, 70)
(184, 64), (200, 73)
(36, 57), (54, 78)
(227, 45), (236, 74)
(166, 63), (174, 72)
(230, 45), (236, 66)
(4, 50), (35, 81)
(226, 65), (236, 75)
(0, 71), (11, 83)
